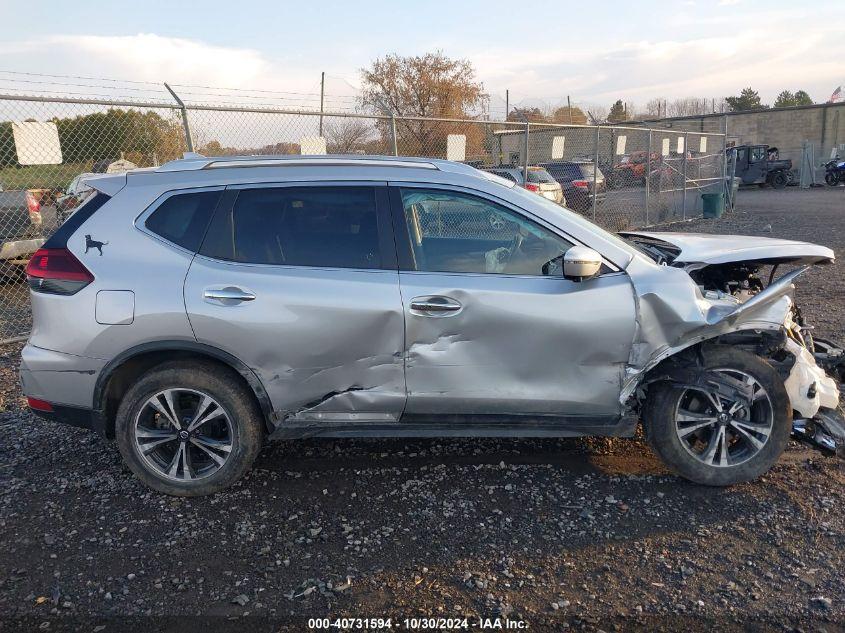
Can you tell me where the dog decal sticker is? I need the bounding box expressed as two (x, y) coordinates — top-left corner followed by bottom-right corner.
(84, 235), (109, 256)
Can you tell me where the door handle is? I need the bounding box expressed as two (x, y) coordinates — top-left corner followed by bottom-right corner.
(410, 296), (462, 314)
(203, 287), (256, 304)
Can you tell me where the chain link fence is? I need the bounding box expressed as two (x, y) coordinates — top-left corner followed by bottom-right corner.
(0, 93), (726, 341)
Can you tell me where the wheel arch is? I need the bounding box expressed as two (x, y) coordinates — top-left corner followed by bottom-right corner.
(93, 340), (275, 438)
(632, 329), (787, 412)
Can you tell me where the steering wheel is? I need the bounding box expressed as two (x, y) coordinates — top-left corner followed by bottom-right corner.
(503, 231), (524, 272)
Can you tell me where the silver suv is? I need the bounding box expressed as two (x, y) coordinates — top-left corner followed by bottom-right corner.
(20, 154), (844, 496)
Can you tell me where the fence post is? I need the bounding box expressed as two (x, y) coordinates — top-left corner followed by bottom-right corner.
(645, 128), (652, 226)
(592, 125), (600, 222)
(682, 131), (688, 220)
(722, 115), (729, 206)
(523, 122), (530, 184)
(390, 114), (398, 156)
(319, 71), (325, 137)
(164, 83), (194, 153)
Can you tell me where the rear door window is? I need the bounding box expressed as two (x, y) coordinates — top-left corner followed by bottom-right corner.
(200, 186), (383, 269)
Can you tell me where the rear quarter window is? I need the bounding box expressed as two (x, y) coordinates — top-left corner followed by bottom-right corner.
(144, 190), (222, 252)
(43, 191), (111, 249)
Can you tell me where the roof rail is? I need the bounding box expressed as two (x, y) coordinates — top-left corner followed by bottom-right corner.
(157, 154), (441, 172)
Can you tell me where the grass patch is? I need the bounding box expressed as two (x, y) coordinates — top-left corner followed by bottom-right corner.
(0, 163), (92, 191)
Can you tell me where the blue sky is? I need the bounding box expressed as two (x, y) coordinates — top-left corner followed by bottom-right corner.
(0, 0), (840, 113)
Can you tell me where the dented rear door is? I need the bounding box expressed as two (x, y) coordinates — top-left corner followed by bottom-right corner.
(185, 183), (406, 423)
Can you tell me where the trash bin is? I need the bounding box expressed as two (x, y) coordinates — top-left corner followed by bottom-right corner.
(702, 192), (725, 218)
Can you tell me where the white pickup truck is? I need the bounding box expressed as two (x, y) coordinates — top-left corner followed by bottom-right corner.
(0, 186), (45, 266)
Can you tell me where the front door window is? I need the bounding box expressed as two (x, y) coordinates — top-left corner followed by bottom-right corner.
(400, 188), (572, 276)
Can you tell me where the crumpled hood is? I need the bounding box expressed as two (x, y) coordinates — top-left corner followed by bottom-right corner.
(620, 231), (835, 266)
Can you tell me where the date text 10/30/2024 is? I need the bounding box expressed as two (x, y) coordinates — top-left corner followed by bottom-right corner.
(307, 617), (528, 630)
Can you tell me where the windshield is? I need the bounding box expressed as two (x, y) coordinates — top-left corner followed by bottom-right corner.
(526, 168), (556, 184)
(577, 163), (600, 179)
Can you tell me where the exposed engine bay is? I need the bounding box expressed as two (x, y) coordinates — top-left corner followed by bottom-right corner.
(622, 231), (845, 456)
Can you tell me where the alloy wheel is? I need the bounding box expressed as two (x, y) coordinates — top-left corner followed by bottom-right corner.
(673, 369), (774, 468)
(133, 388), (234, 481)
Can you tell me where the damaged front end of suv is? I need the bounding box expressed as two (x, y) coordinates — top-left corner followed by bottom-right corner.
(620, 231), (845, 467)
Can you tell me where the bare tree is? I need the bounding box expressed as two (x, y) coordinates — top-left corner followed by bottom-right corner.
(324, 117), (373, 154)
(583, 104), (609, 124)
(666, 98), (709, 117)
(360, 51), (487, 156)
(643, 98), (664, 118)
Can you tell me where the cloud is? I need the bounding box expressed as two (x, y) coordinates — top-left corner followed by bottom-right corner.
(0, 11), (841, 118)
(0, 34), (324, 105)
(463, 9), (841, 108)
(49, 34), (271, 86)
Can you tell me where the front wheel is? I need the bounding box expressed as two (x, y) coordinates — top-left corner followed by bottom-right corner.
(115, 360), (264, 496)
(644, 347), (791, 486)
(825, 172), (840, 186)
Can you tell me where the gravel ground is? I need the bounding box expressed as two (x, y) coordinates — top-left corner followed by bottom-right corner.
(0, 186), (843, 632)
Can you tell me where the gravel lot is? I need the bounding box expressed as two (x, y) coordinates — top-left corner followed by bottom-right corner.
(1, 186), (843, 632)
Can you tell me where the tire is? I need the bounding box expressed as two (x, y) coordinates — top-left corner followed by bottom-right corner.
(115, 360), (264, 496)
(644, 346), (791, 486)
(825, 172), (840, 187)
(770, 171), (787, 189)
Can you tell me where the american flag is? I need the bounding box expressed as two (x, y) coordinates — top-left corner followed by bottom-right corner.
(831, 86), (843, 103)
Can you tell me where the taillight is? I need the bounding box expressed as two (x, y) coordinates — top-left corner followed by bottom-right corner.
(27, 397), (54, 412)
(25, 191), (41, 221)
(572, 180), (590, 189)
(523, 183), (540, 192)
(25, 248), (94, 295)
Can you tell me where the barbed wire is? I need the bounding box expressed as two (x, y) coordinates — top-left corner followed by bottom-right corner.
(0, 69), (163, 85)
(0, 70), (732, 128)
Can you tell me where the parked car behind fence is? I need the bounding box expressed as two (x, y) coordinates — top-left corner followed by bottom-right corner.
(481, 166), (564, 204)
(0, 186), (44, 266)
(537, 161), (607, 214)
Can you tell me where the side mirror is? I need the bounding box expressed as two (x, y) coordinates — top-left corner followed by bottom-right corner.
(563, 246), (602, 281)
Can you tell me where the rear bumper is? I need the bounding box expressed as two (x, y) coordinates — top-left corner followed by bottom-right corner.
(30, 402), (98, 432)
(20, 344), (106, 411)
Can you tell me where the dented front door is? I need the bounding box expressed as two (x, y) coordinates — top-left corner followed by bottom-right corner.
(399, 272), (637, 417)
(393, 186), (637, 418)
(184, 184), (406, 423)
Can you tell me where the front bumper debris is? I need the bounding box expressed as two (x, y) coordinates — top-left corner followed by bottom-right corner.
(793, 408), (845, 457)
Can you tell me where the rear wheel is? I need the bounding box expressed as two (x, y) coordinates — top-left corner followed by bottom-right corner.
(825, 172), (840, 186)
(770, 171), (788, 189)
(115, 361), (264, 496)
(644, 347), (791, 486)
